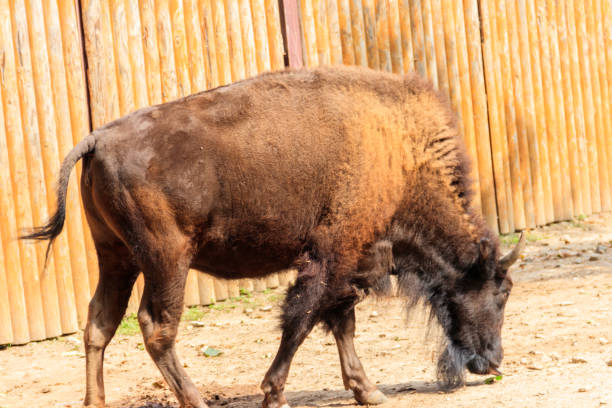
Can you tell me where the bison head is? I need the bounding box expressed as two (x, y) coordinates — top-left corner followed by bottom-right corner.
(435, 232), (525, 388)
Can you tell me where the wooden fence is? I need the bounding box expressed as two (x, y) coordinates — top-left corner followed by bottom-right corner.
(0, 0), (610, 345)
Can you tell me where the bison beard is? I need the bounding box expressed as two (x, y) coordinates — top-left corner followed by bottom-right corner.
(21, 65), (521, 408)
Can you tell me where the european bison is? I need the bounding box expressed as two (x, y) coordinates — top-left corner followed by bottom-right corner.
(24, 65), (524, 408)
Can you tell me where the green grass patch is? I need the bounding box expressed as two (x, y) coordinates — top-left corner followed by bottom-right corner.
(117, 313), (140, 336)
(182, 305), (207, 321)
(499, 231), (547, 245)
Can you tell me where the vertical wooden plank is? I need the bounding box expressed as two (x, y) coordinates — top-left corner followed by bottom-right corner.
(238, 0), (258, 77)
(267, 0), (288, 69)
(58, 0), (99, 297)
(197, 273), (215, 305)
(199, 0), (220, 88)
(312, 0), (330, 65)
(601, 0), (612, 197)
(125, 0), (149, 109)
(430, 0), (448, 97)
(409, 0), (426, 77)
(565, 0), (591, 214)
(534, 0), (562, 221)
(250, 0), (272, 72)
(514, 0), (547, 225)
(224, 0), (246, 80)
(139, 0), (164, 104)
(214, 279), (229, 301)
(479, 0), (510, 233)
(586, 0), (611, 211)
(300, 0), (319, 66)
(374, 0), (391, 72)
(337, 0), (355, 65)
(441, 0), (461, 116)
(545, 0), (573, 219)
(348, 0), (367, 67)
(555, 0), (583, 216)
(1, 0), (43, 342)
(421, 0), (438, 87)
(0, 230), (14, 344)
(573, 0), (600, 213)
(21, 0), (68, 338)
(43, 0), (94, 336)
(326, 0), (342, 65)
(155, 0), (179, 101)
(109, 0), (136, 115)
(361, 0), (379, 68)
(452, 0), (481, 212)
(0, 84), (29, 344)
(266, 273), (280, 289)
(169, 0), (193, 98)
(387, 0), (403, 73)
(399, 0), (413, 73)
(495, 0), (526, 229)
(81, 0), (120, 128)
(463, 0), (497, 232)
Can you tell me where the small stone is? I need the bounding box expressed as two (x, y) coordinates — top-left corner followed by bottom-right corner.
(191, 321), (205, 327)
(578, 387), (588, 393)
(549, 352), (561, 361)
(607, 359), (612, 367)
(559, 301), (574, 306)
(535, 334), (544, 339)
(595, 245), (607, 254)
(370, 311), (379, 317)
(244, 308), (254, 314)
(520, 357), (530, 365)
(260, 305), (273, 312)
(41, 388), (51, 394)
(571, 357), (588, 364)
(589, 255), (599, 261)
(528, 363), (543, 370)
(599, 338), (609, 345)
(560, 235), (571, 244)
(152, 380), (165, 389)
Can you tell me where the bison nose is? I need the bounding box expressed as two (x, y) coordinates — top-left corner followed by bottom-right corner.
(487, 363), (502, 376)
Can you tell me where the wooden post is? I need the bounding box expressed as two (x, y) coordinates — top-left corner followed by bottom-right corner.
(421, 0), (438, 87)
(313, 0), (331, 65)
(441, 0), (462, 119)
(265, 0), (286, 70)
(534, 0), (562, 221)
(573, 0), (600, 213)
(199, 0), (220, 88)
(337, 0), (355, 65)
(238, 0), (258, 78)
(430, 0), (448, 95)
(479, 0), (510, 233)
(565, 0), (591, 215)
(250, 0), (272, 72)
(0, 78), (28, 344)
(0, 231), (14, 344)
(452, 0), (481, 213)
(139, 0), (164, 104)
(299, 0), (319, 66)
(197, 273), (215, 305)
(463, 0), (497, 232)
(348, 0), (368, 67)
(374, 0), (391, 72)
(386, 0), (403, 73)
(109, 0), (136, 114)
(273, 0), (296, 68)
(361, 0), (379, 68)
(555, 0), (583, 216)
(544, 0), (574, 220)
(586, 0), (611, 211)
(58, 0), (99, 297)
(155, 0), (179, 101)
(125, 0), (150, 109)
(601, 0), (612, 197)
(409, 0), (427, 77)
(326, 0), (342, 65)
(399, 0), (414, 73)
(495, 0), (526, 229)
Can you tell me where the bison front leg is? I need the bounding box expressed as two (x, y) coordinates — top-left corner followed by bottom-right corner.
(261, 257), (329, 408)
(325, 306), (387, 405)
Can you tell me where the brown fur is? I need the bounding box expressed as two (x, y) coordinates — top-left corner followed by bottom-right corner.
(23, 66), (518, 408)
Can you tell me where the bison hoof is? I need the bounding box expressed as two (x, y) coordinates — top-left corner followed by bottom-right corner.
(355, 389), (388, 405)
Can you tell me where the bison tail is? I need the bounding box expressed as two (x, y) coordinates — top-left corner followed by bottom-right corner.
(20, 133), (97, 265)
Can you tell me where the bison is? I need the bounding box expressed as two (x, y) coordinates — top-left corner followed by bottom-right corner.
(23, 65), (524, 408)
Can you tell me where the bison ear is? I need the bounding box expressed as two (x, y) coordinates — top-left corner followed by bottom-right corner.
(479, 237), (493, 260)
(475, 237), (496, 280)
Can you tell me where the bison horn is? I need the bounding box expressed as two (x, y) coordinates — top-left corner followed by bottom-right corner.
(499, 231), (526, 269)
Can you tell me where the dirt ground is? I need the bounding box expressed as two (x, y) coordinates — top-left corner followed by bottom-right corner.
(1, 213), (611, 408)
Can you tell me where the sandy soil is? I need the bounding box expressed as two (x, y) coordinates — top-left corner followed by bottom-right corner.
(1, 213), (611, 408)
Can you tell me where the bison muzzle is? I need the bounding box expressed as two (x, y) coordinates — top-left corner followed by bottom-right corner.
(22, 65), (524, 408)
